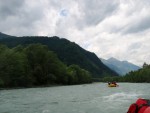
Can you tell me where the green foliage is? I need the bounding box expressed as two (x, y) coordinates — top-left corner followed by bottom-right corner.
(0, 44), (92, 88)
(122, 64), (150, 82)
(0, 78), (4, 87)
(101, 63), (150, 83)
(0, 36), (118, 78)
(67, 65), (92, 84)
(0, 45), (32, 87)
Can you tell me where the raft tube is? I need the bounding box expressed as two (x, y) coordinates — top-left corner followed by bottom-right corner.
(127, 98), (150, 113)
(108, 84), (118, 87)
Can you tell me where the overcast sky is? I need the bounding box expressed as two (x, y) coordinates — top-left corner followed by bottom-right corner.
(0, 0), (150, 66)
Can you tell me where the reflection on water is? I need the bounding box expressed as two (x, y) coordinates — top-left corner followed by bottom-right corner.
(0, 83), (150, 113)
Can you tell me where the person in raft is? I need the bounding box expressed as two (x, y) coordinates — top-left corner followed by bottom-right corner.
(127, 98), (150, 113)
(108, 82), (111, 85)
(113, 81), (117, 85)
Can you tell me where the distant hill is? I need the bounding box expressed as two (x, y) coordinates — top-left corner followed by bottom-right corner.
(0, 32), (14, 39)
(101, 57), (141, 76)
(0, 33), (118, 78)
(123, 63), (150, 82)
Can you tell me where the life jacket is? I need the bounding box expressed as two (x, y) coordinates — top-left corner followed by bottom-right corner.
(127, 98), (150, 113)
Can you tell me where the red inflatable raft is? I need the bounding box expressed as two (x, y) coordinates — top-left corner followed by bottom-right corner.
(127, 98), (150, 113)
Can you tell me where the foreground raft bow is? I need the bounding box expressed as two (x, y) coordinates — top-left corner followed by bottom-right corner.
(127, 98), (150, 113)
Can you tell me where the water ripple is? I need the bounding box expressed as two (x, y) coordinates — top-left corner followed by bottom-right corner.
(102, 92), (142, 102)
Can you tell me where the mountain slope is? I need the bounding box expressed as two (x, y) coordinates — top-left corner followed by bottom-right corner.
(101, 57), (141, 75)
(0, 33), (118, 78)
(0, 32), (14, 39)
(123, 63), (150, 82)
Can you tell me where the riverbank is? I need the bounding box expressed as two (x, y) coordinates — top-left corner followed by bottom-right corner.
(0, 82), (94, 90)
(0, 84), (62, 90)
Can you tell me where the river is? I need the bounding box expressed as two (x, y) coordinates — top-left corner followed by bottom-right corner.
(0, 83), (150, 113)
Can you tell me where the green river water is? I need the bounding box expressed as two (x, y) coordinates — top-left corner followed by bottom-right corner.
(0, 83), (150, 113)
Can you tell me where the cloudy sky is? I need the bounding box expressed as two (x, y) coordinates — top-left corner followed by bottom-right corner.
(0, 0), (150, 66)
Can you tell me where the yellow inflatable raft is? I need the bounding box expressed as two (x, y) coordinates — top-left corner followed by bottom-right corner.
(108, 84), (118, 87)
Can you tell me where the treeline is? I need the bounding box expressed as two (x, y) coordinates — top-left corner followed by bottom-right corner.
(102, 63), (150, 83)
(0, 35), (118, 78)
(0, 44), (92, 88)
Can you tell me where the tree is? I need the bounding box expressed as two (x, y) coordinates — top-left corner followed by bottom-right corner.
(143, 62), (148, 68)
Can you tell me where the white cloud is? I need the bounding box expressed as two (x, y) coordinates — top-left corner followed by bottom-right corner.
(0, 0), (150, 66)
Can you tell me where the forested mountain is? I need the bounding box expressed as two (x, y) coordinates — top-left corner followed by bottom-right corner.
(0, 44), (92, 87)
(101, 57), (140, 75)
(123, 63), (150, 82)
(0, 32), (14, 39)
(102, 63), (150, 83)
(0, 33), (118, 78)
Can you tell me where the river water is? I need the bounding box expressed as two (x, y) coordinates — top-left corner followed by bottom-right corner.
(0, 83), (150, 113)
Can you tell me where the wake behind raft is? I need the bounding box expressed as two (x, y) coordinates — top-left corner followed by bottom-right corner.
(127, 98), (150, 113)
